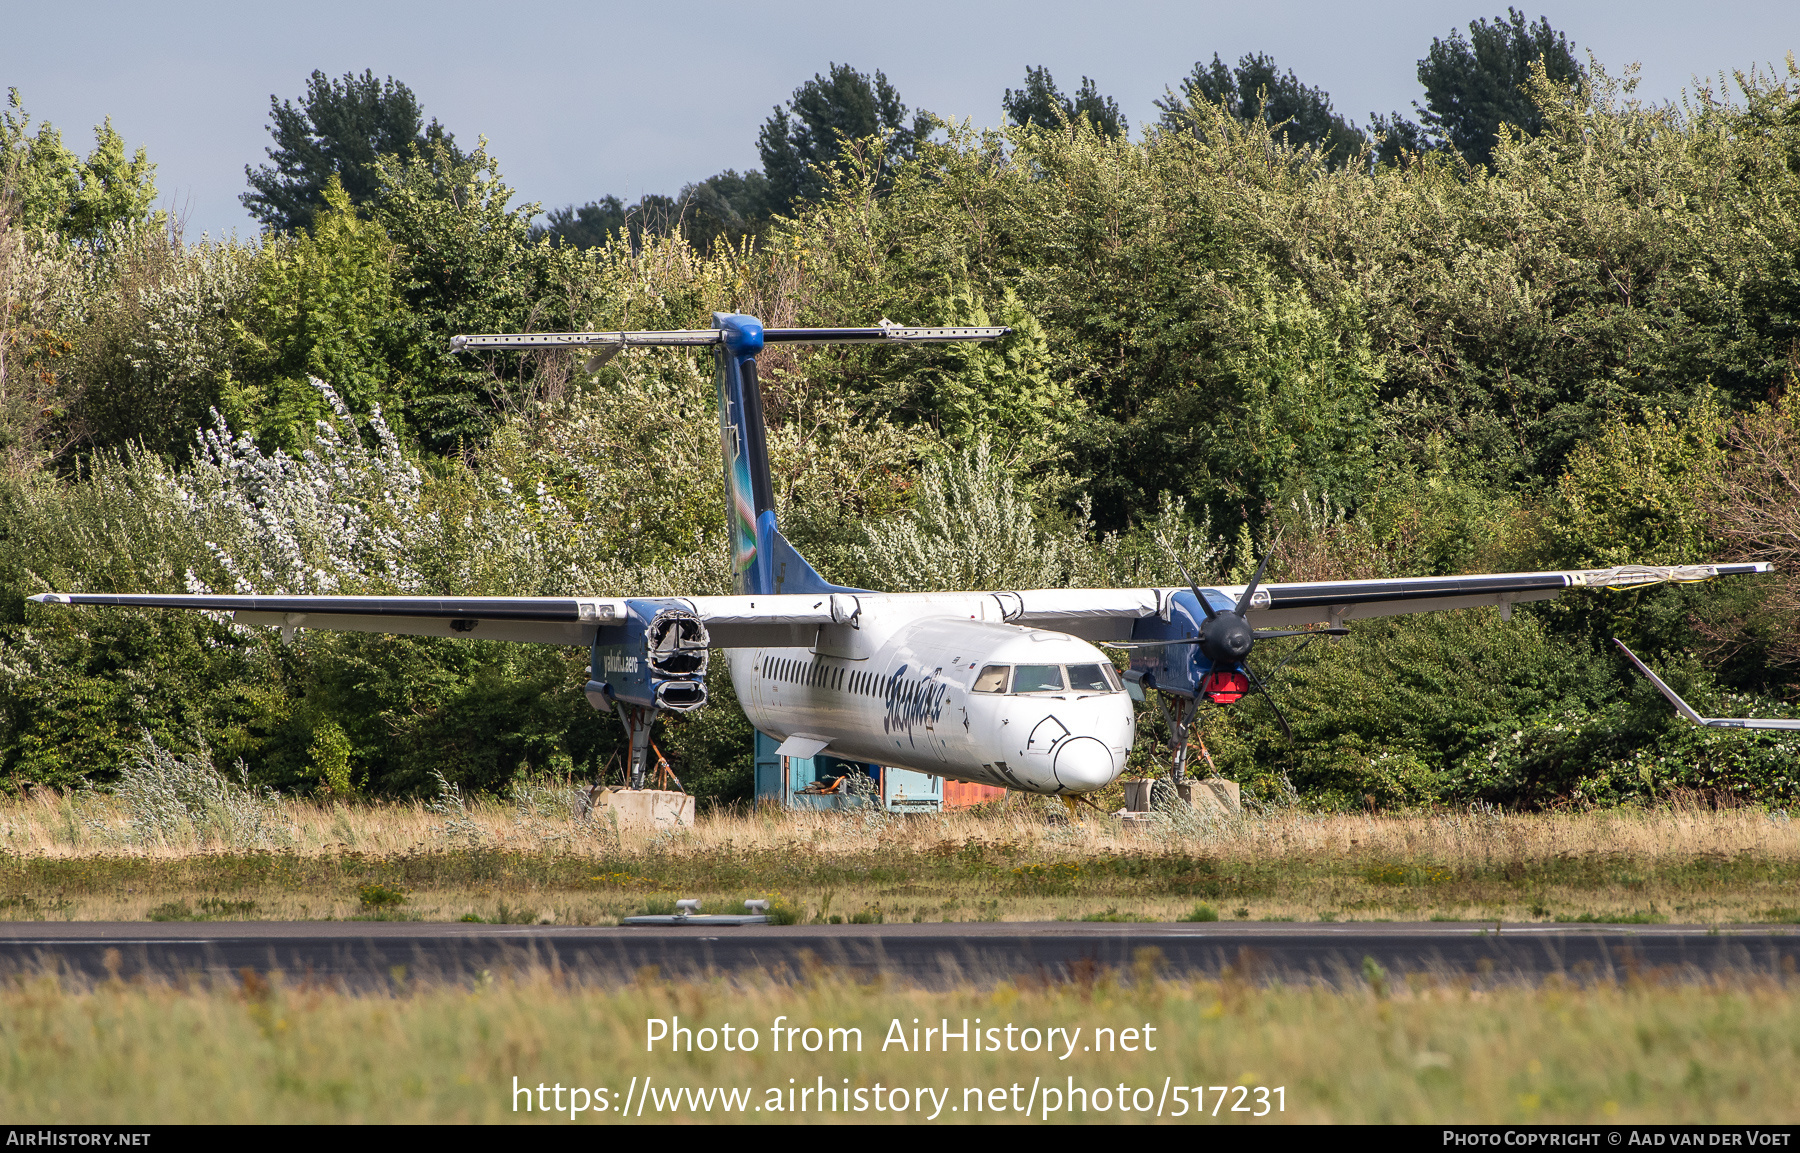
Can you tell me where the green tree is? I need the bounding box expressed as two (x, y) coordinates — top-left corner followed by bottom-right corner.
(368, 138), (577, 454)
(242, 69), (461, 234)
(1155, 53), (1366, 167)
(786, 117), (1386, 533)
(235, 176), (406, 447)
(1, 89), (158, 243)
(1546, 398), (1727, 571)
(1368, 111), (1432, 166)
(757, 63), (928, 217)
(1003, 66), (1128, 139)
(676, 169), (773, 253)
(534, 177), (770, 257)
(532, 197), (629, 249)
(1415, 8), (1585, 168)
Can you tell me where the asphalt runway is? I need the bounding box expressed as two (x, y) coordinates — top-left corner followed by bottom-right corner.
(1, 921), (1795, 986)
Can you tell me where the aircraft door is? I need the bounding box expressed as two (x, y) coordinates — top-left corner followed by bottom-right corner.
(728, 649), (769, 728)
(921, 666), (952, 764)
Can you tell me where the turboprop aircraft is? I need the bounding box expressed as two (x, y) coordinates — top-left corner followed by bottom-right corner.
(27, 313), (1774, 797)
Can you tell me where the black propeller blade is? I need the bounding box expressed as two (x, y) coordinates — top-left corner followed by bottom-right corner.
(1151, 530), (1323, 743)
(1253, 627), (1349, 640)
(1235, 530), (1280, 616)
(1166, 548), (1219, 622)
(1104, 627), (1346, 650)
(1244, 665), (1293, 741)
(1191, 531), (1284, 667)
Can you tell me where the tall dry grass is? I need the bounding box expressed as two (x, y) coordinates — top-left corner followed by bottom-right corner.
(1, 786), (1796, 925)
(4, 781), (1797, 863)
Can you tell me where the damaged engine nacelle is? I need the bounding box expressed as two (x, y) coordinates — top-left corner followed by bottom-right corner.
(584, 599), (711, 713)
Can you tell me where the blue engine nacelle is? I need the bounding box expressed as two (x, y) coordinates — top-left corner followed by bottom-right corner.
(583, 599), (710, 713)
(1125, 588), (1250, 704)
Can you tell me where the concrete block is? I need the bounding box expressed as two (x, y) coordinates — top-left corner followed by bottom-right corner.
(590, 787), (694, 831)
(1193, 778), (1241, 816)
(1121, 778), (1241, 816)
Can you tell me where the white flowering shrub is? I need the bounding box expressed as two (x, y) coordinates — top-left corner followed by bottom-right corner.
(63, 225), (270, 458)
(178, 381), (424, 595)
(177, 370), (736, 601)
(848, 438), (1222, 593)
(426, 768), (485, 847)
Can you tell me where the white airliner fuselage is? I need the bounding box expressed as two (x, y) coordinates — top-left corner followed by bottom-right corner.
(729, 599), (1135, 795)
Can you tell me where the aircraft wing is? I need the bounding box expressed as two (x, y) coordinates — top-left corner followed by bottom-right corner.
(1240, 563), (1773, 629)
(25, 563), (1771, 648)
(995, 563), (1774, 641)
(23, 591), (848, 648)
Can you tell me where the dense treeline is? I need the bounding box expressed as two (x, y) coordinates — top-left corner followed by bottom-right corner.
(1, 36), (1798, 810)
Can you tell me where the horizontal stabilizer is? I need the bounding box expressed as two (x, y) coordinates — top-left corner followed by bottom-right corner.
(1614, 639), (1800, 731)
(450, 324), (1010, 353)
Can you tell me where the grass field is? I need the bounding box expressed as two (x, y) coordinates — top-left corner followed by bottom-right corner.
(1, 963), (1796, 1123)
(1, 787), (1797, 925)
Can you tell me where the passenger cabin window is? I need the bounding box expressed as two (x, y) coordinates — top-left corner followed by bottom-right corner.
(972, 665), (1009, 693)
(1012, 665), (1066, 694)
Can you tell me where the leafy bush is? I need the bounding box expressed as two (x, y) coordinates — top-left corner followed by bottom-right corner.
(357, 882), (408, 909)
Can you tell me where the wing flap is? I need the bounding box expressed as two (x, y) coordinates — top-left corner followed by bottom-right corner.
(684, 594), (844, 625)
(997, 589), (1163, 642)
(1250, 587), (1567, 629)
(29, 592), (626, 622)
(232, 611), (598, 646)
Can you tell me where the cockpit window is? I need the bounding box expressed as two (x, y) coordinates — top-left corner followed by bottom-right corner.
(1066, 663), (1117, 693)
(1012, 664), (1066, 694)
(972, 665), (1009, 693)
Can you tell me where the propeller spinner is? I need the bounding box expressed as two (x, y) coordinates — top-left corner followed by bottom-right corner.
(1166, 535), (1347, 740)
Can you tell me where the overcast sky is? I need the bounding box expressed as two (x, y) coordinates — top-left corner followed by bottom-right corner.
(7, 1), (1799, 239)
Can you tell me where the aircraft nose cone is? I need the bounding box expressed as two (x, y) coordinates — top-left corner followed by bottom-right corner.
(1054, 736), (1116, 793)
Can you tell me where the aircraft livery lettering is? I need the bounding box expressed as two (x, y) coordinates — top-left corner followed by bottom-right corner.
(883, 664), (947, 745)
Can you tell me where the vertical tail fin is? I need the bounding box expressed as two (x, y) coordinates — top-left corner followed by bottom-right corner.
(712, 313), (770, 595)
(711, 313), (847, 597)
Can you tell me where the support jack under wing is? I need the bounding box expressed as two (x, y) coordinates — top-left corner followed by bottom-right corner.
(1614, 638), (1800, 731)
